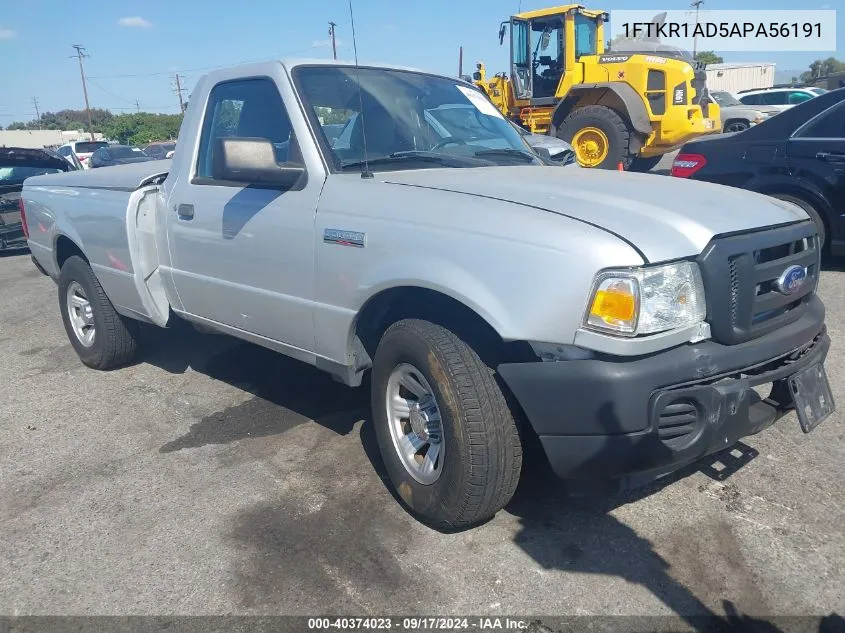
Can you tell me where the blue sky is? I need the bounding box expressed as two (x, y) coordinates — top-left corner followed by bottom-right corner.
(1, 0), (841, 123)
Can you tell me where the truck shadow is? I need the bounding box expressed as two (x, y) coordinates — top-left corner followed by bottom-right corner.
(142, 325), (837, 627)
(141, 323), (368, 453)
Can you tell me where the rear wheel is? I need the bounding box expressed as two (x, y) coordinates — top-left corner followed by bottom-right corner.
(371, 319), (522, 529)
(557, 105), (634, 169)
(58, 255), (139, 369)
(769, 193), (827, 250)
(724, 119), (750, 133)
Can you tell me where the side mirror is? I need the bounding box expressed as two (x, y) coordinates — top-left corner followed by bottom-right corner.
(534, 146), (553, 162)
(212, 137), (305, 187)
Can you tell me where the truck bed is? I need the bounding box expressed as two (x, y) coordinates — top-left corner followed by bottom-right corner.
(27, 159), (171, 191)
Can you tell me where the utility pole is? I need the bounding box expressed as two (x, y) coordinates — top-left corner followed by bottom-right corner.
(32, 97), (41, 129)
(172, 74), (187, 113)
(690, 0), (704, 58)
(458, 46), (463, 78)
(328, 21), (338, 60)
(135, 99), (141, 113)
(71, 45), (95, 141)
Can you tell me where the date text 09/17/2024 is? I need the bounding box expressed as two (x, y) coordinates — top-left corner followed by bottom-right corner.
(307, 617), (530, 630)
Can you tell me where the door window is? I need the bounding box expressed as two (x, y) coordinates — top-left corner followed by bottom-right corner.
(739, 93), (761, 105)
(794, 102), (845, 139)
(760, 91), (788, 105)
(511, 19), (532, 99)
(196, 77), (298, 179)
(787, 91), (813, 105)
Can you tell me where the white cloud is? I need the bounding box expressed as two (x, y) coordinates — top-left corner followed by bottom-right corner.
(0, 26), (17, 39)
(118, 16), (152, 28)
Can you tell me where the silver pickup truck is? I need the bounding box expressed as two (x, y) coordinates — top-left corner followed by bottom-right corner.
(21, 59), (834, 529)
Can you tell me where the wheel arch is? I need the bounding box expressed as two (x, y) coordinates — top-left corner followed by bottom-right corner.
(722, 117), (750, 131)
(550, 84), (653, 137)
(349, 285), (536, 382)
(54, 233), (88, 270)
(747, 176), (833, 237)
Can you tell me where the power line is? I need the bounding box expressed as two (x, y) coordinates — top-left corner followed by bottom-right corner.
(87, 44), (337, 80)
(86, 78), (136, 105)
(70, 45), (95, 141)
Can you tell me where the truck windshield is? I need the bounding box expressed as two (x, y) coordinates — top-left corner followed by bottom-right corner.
(294, 66), (540, 172)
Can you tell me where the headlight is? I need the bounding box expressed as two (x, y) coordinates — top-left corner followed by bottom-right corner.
(585, 261), (706, 336)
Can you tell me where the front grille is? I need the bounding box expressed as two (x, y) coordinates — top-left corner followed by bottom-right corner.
(657, 400), (698, 447)
(698, 222), (819, 345)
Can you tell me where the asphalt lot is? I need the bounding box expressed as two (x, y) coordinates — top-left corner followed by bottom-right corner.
(1, 222), (843, 624)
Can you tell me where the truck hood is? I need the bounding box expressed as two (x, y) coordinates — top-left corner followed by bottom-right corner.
(382, 166), (808, 262)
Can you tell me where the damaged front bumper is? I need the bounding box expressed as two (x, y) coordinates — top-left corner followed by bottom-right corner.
(498, 296), (830, 481)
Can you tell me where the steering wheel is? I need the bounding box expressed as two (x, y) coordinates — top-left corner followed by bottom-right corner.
(430, 138), (467, 151)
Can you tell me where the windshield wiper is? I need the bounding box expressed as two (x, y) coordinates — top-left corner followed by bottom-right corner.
(473, 148), (537, 163)
(341, 151), (482, 171)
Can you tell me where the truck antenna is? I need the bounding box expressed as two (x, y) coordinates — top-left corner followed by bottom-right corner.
(349, 0), (373, 179)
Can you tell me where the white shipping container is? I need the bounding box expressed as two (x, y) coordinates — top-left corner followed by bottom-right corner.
(705, 63), (775, 94)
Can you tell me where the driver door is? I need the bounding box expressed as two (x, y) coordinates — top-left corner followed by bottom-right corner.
(511, 19), (533, 100)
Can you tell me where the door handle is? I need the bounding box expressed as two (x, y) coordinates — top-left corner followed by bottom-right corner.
(176, 203), (194, 220)
(815, 151), (845, 163)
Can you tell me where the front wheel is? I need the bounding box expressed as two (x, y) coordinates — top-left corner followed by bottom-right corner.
(371, 319), (522, 529)
(557, 105), (634, 169)
(58, 255), (139, 369)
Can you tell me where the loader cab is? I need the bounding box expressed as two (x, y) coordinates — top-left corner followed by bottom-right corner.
(506, 6), (605, 104)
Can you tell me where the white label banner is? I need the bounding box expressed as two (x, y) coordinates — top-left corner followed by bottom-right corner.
(609, 10), (836, 52)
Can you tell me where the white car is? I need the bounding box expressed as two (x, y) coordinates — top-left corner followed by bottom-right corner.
(736, 87), (828, 112)
(56, 140), (110, 169)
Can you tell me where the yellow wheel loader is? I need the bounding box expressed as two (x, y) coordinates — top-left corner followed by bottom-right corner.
(472, 5), (721, 170)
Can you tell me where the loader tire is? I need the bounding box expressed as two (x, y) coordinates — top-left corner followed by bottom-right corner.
(58, 255), (139, 370)
(557, 105), (634, 169)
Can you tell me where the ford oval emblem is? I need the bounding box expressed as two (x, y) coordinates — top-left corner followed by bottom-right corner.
(775, 265), (807, 296)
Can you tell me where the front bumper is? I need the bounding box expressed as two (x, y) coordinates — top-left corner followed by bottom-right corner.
(498, 296), (829, 480)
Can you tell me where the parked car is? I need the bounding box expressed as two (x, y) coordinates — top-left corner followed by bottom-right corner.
(0, 147), (78, 251)
(21, 59), (833, 529)
(710, 91), (779, 132)
(143, 142), (176, 160)
(510, 122), (578, 165)
(672, 88), (845, 254)
(737, 87), (827, 112)
(89, 145), (156, 168)
(56, 140), (109, 169)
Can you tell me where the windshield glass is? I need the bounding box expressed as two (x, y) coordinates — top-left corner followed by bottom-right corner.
(295, 66), (538, 172)
(712, 91), (742, 106)
(111, 146), (146, 158)
(75, 141), (108, 153)
(0, 165), (65, 185)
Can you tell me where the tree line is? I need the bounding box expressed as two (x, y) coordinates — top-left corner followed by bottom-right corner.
(3, 109), (184, 146)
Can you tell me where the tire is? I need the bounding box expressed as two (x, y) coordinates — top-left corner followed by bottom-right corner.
(628, 155), (662, 173)
(371, 319), (522, 529)
(556, 105), (634, 169)
(58, 255), (139, 369)
(724, 119), (750, 133)
(769, 193), (827, 250)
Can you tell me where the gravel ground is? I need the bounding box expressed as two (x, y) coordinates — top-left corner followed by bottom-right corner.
(0, 248), (842, 627)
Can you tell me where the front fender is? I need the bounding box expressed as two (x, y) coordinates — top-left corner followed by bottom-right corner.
(552, 83), (653, 136)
